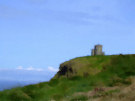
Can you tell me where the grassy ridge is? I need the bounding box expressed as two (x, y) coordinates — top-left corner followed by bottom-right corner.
(54, 55), (112, 78)
(0, 54), (135, 101)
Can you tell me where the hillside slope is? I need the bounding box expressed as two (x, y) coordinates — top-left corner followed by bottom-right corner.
(54, 55), (111, 78)
(0, 54), (135, 101)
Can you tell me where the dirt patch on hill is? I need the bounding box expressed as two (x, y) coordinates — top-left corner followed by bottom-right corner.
(72, 77), (135, 101)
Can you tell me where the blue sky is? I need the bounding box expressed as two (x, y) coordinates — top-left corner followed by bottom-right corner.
(0, 0), (135, 82)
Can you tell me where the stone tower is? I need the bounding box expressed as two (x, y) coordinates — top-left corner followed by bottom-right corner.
(91, 44), (105, 56)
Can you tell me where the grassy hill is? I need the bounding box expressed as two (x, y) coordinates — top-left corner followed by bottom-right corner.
(0, 54), (135, 101)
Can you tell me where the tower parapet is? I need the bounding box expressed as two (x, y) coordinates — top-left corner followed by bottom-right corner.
(91, 44), (105, 56)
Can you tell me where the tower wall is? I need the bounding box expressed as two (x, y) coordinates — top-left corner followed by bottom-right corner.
(91, 49), (95, 56)
(91, 44), (104, 56)
(94, 45), (103, 55)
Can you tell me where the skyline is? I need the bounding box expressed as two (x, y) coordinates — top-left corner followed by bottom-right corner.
(0, 0), (135, 83)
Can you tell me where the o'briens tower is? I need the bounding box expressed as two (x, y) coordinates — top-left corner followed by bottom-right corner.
(91, 44), (105, 56)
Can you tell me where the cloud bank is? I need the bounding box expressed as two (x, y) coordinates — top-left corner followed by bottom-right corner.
(16, 66), (58, 72)
(0, 66), (59, 82)
(48, 66), (59, 72)
(0, 65), (59, 91)
(16, 66), (44, 71)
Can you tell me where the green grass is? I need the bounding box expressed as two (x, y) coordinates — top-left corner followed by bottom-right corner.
(70, 95), (88, 101)
(0, 54), (135, 101)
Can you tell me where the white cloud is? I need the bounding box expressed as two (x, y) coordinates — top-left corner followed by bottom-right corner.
(16, 66), (24, 70)
(48, 66), (58, 72)
(36, 68), (44, 71)
(25, 66), (35, 71)
(16, 66), (44, 72)
(16, 66), (58, 72)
